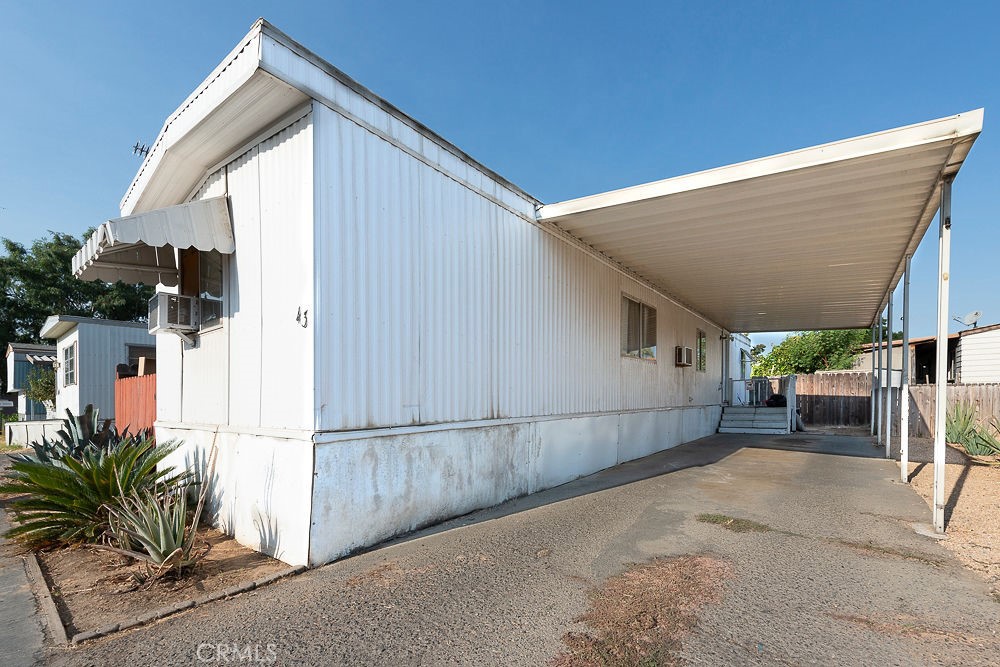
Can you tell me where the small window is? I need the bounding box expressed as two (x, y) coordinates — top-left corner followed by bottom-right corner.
(696, 329), (707, 372)
(621, 296), (656, 360)
(199, 251), (224, 330)
(180, 249), (225, 332)
(63, 342), (77, 387)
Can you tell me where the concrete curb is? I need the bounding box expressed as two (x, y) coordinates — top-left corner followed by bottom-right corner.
(68, 565), (308, 645)
(22, 550), (70, 646)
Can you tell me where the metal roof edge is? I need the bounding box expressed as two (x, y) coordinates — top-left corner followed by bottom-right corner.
(40, 315), (149, 340)
(539, 109), (985, 222)
(119, 20), (267, 214)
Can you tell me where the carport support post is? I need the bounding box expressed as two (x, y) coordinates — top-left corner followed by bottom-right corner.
(884, 293), (893, 459)
(900, 255), (911, 482)
(876, 313), (884, 447)
(933, 178), (953, 533)
(870, 325), (877, 435)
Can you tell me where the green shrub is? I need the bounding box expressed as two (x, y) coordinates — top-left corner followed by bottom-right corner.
(0, 438), (190, 547)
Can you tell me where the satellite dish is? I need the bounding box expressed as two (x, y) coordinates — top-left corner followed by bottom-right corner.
(954, 310), (983, 328)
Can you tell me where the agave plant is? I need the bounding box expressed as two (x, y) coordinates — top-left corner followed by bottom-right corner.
(945, 400), (978, 446)
(0, 438), (191, 547)
(963, 430), (1000, 457)
(12, 405), (129, 466)
(105, 485), (202, 576)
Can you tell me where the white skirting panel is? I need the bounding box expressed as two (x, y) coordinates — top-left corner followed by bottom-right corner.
(308, 404), (722, 565)
(157, 426), (315, 566)
(159, 405), (721, 567)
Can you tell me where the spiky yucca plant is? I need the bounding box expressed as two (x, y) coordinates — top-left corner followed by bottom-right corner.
(105, 486), (201, 575)
(0, 438), (190, 547)
(11, 405), (129, 466)
(945, 400), (978, 446)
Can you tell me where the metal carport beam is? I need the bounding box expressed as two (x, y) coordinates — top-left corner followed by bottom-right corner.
(933, 178), (953, 533)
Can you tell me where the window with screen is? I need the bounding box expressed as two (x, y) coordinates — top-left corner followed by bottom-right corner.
(696, 329), (707, 371)
(63, 342), (77, 386)
(621, 296), (656, 360)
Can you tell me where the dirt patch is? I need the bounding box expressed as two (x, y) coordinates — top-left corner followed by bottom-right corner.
(908, 458), (1000, 597)
(696, 513), (771, 533)
(551, 555), (732, 666)
(38, 526), (288, 635)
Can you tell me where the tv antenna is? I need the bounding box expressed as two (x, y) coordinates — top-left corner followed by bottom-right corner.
(132, 142), (150, 158)
(953, 310), (983, 329)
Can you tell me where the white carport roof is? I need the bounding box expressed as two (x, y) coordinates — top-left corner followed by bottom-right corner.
(538, 110), (983, 333)
(72, 196), (235, 287)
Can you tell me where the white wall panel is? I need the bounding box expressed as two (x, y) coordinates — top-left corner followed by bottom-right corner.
(54, 331), (80, 416)
(313, 102), (724, 432)
(156, 335), (182, 423)
(225, 148), (264, 427)
(182, 328), (228, 424)
(257, 116), (314, 430)
(958, 329), (1000, 383)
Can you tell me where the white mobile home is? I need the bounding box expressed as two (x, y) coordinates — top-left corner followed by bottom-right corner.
(956, 324), (1000, 384)
(39, 316), (155, 420)
(72, 20), (982, 565)
(4, 342), (56, 420)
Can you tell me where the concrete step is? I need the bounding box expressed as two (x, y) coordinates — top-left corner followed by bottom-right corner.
(723, 406), (786, 415)
(720, 423), (788, 431)
(718, 426), (790, 435)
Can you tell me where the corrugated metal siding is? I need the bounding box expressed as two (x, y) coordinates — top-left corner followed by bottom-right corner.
(225, 149), (263, 428)
(957, 329), (1000, 383)
(165, 113), (314, 431)
(179, 169), (230, 426)
(313, 103), (724, 431)
(12, 360), (32, 391)
(78, 323), (156, 420)
(256, 115), (314, 430)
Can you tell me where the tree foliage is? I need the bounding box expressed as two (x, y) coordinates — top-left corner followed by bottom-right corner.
(752, 323), (900, 376)
(25, 366), (56, 407)
(0, 232), (153, 391)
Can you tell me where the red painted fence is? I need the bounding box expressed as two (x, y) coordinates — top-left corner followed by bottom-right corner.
(115, 374), (156, 435)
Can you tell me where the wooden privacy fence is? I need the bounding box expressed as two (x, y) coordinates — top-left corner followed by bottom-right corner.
(795, 371), (1000, 437)
(796, 372), (872, 427)
(115, 374), (156, 434)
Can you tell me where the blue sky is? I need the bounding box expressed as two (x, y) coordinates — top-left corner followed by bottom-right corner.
(1, 1), (996, 349)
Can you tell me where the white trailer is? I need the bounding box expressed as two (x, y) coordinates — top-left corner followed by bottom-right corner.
(73, 20), (982, 562)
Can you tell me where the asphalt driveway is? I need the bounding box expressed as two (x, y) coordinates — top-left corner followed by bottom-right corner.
(46, 432), (1000, 665)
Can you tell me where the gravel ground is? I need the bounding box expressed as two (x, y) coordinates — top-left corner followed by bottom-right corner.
(41, 432), (1000, 666)
(908, 457), (1000, 599)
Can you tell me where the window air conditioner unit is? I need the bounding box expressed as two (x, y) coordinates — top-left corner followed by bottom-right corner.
(675, 346), (693, 367)
(149, 293), (199, 336)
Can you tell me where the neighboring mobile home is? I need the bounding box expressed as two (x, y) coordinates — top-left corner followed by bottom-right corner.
(4, 342), (56, 420)
(955, 324), (1000, 384)
(39, 315), (155, 420)
(71, 20), (982, 566)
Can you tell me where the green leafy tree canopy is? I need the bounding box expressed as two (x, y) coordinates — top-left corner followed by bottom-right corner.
(25, 366), (56, 407)
(752, 323), (901, 377)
